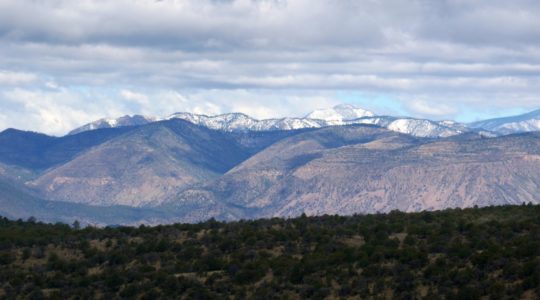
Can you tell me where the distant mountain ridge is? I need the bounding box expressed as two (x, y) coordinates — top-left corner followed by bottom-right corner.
(470, 109), (540, 134)
(67, 104), (540, 138)
(69, 115), (158, 135)
(166, 112), (328, 132)
(68, 104), (490, 138)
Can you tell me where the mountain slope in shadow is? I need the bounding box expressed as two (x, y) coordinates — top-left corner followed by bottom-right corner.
(0, 178), (179, 226)
(29, 120), (305, 207)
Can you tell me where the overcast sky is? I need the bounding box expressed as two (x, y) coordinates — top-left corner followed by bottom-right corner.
(1, 0), (539, 135)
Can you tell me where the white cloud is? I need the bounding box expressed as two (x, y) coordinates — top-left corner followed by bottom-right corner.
(0, 87), (343, 135)
(2, 89), (93, 135)
(407, 99), (458, 118)
(0, 0), (540, 133)
(1, 88), (129, 135)
(120, 89), (149, 105)
(157, 89), (341, 120)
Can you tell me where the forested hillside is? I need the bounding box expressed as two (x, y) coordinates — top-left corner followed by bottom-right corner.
(1, 205), (539, 299)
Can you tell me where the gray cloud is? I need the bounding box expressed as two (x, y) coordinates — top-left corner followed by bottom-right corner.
(0, 0), (539, 135)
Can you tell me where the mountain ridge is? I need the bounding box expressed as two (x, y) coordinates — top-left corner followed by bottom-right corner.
(68, 115), (157, 135)
(67, 104), (484, 138)
(67, 105), (540, 137)
(470, 109), (540, 134)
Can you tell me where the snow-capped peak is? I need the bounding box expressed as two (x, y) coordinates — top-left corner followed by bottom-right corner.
(69, 104), (540, 138)
(105, 118), (118, 127)
(68, 106), (465, 138)
(68, 115), (158, 135)
(469, 109), (540, 135)
(305, 104), (374, 123)
(166, 112), (259, 131)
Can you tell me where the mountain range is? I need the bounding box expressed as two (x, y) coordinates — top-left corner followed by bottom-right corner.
(67, 105), (540, 138)
(469, 108), (540, 134)
(67, 104), (475, 138)
(1, 104), (539, 225)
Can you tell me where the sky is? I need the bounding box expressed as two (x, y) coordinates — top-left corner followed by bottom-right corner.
(1, 0), (540, 135)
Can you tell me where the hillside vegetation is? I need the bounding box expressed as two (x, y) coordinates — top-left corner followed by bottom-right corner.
(0, 205), (539, 299)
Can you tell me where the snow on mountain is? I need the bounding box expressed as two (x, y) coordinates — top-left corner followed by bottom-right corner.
(166, 112), (465, 138)
(167, 112), (259, 131)
(253, 118), (322, 130)
(301, 104), (465, 137)
(343, 117), (464, 138)
(69, 104), (473, 138)
(68, 115), (158, 135)
(305, 104), (374, 123)
(386, 119), (459, 138)
(167, 104), (374, 132)
(469, 109), (540, 134)
(167, 112), (328, 131)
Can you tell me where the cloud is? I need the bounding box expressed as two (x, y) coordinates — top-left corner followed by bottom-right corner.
(0, 71), (37, 85)
(1, 88), (103, 135)
(417, 1), (540, 47)
(0, 0), (539, 133)
(407, 99), (458, 118)
(120, 89), (149, 105)
(0, 85), (342, 135)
